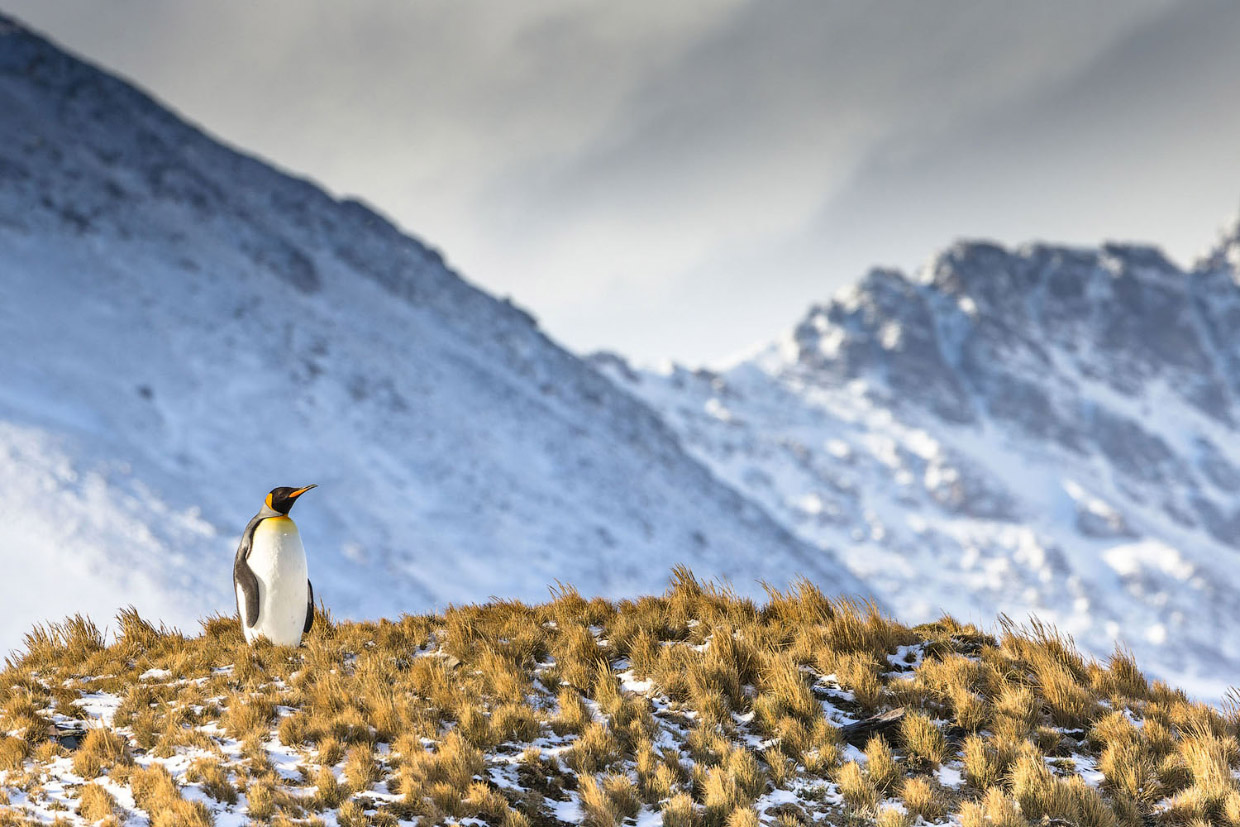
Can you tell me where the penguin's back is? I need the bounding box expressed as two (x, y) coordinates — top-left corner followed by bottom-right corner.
(243, 516), (309, 646)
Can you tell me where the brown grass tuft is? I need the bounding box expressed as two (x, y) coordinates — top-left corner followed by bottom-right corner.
(959, 787), (1028, 827)
(71, 727), (132, 779)
(900, 776), (948, 821)
(186, 756), (237, 805)
(661, 791), (697, 827)
(131, 763), (213, 827)
(864, 735), (901, 793)
(899, 710), (948, 769)
(77, 782), (118, 822)
(343, 743), (380, 792)
(833, 760), (877, 813)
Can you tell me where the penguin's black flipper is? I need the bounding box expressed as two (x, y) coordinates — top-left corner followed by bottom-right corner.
(233, 516), (263, 629)
(234, 558), (260, 628)
(304, 580), (314, 634)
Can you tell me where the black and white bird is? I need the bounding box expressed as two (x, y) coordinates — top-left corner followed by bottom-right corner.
(233, 485), (317, 646)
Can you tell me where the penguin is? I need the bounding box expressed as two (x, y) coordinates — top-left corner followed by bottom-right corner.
(233, 485), (317, 646)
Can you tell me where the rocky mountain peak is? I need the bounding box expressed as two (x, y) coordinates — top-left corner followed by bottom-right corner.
(608, 214), (1240, 695)
(1197, 212), (1240, 274)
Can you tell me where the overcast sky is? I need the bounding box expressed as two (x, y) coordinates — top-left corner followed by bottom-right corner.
(6, 1), (1240, 365)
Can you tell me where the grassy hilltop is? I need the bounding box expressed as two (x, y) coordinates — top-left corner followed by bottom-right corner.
(1, 568), (1237, 826)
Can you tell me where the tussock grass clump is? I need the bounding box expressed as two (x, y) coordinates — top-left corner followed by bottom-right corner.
(963, 733), (1015, 791)
(343, 743), (381, 792)
(131, 763), (213, 827)
(865, 735), (901, 793)
(77, 782), (119, 822)
(1093, 648), (1150, 701)
(959, 787), (1028, 827)
(0, 691), (47, 746)
(20, 615), (106, 671)
(311, 764), (345, 810)
(222, 694), (276, 740)
(1000, 617), (1100, 729)
(1008, 753), (1117, 827)
(753, 653), (819, 728)
(725, 806), (760, 827)
(580, 773), (641, 827)
(0, 572), (1229, 826)
(398, 730), (486, 813)
(554, 687), (593, 735)
(901, 775), (948, 821)
(699, 748), (766, 826)
(661, 791), (697, 827)
(833, 760), (877, 812)
(566, 720), (623, 774)
(1160, 728), (1240, 822)
(0, 736), (29, 771)
(819, 650), (886, 713)
(554, 625), (607, 691)
(875, 805), (914, 827)
(315, 736), (345, 768)
(899, 710), (949, 769)
(635, 739), (685, 803)
(186, 756), (237, 804)
(71, 727), (132, 779)
(1098, 734), (1162, 807)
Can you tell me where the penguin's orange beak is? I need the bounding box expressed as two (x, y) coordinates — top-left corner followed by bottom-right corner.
(289, 485), (317, 499)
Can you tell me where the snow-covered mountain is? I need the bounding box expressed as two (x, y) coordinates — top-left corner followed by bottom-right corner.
(0, 15), (869, 649)
(599, 221), (1240, 698)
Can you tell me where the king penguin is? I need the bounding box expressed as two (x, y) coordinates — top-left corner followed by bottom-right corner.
(233, 485), (317, 646)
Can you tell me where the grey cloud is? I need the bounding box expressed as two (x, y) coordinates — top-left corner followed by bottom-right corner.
(3, 1), (1237, 364)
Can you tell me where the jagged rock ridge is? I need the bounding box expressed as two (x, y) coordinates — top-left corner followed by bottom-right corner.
(600, 217), (1240, 697)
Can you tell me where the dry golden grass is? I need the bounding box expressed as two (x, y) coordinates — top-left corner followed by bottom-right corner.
(0, 571), (1229, 826)
(661, 791), (697, 827)
(959, 787), (1028, 827)
(901, 775), (948, 821)
(699, 747), (767, 826)
(725, 805), (760, 827)
(1009, 753), (1117, 827)
(565, 720), (622, 774)
(76, 782), (118, 822)
(579, 772), (641, 827)
(898, 709), (948, 769)
(864, 734), (901, 794)
(962, 732), (1015, 792)
(71, 727), (132, 779)
(1099, 736), (1163, 807)
(342, 743), (380, 792)
(0, 736), (29, 771)
(131, 763), (213, 827)
(833, 760), (877, 812)
(875, 805), (914, 827)
(185, 756), (237, 805)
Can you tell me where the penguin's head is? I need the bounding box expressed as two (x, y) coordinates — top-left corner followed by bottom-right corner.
(265, 485), (317, 515)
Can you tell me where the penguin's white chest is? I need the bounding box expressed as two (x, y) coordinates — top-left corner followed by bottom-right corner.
(241, 517), (308, 646)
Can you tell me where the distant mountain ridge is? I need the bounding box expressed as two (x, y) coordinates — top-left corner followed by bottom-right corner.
(0, 14), (866, 648)
(599, 217), (1240, 697)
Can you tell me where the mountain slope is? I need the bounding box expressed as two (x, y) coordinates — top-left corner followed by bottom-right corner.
(599, 221), (1240, 697)
(0, 15), (866, 648)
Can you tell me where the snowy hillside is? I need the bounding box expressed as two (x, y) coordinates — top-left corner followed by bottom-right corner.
(3, 581), (1221, 827)
(0, 16), (867, 649)
(598, 220), (1240, 698)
